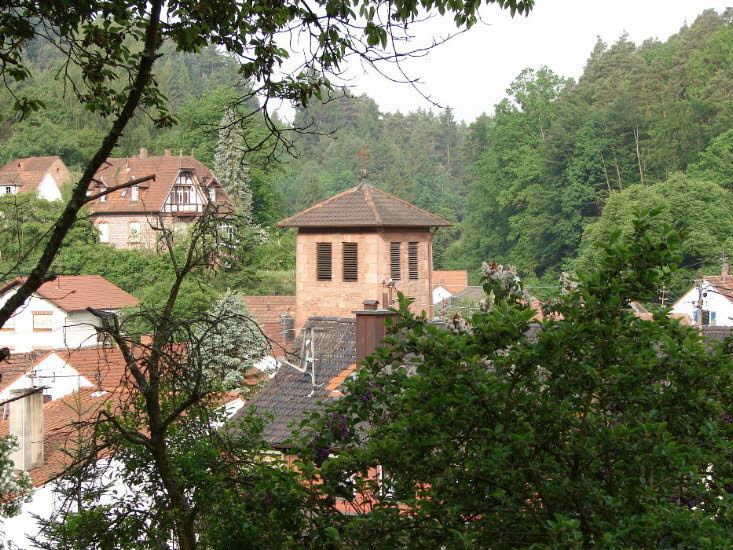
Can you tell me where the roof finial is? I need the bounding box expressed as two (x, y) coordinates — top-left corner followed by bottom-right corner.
(357, 144), (370, 184)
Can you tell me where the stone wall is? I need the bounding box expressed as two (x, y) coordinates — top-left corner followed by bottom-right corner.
(92, 214), (160, 249)
(294, 228), (434, 330)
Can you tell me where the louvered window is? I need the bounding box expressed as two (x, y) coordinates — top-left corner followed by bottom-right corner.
(343, 243), (358, 282)
(390, 242), (401, 281)
(317, 243), (332, 281)
(408, 242), (419, 280)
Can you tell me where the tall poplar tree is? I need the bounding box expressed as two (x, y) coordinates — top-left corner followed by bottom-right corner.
(215, 109), (254, 220)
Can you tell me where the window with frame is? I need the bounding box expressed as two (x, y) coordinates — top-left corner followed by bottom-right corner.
(129, 222), (141, 243)
(408, 242), (419, 280)
(317, 243), (332, 281)
(98, 223), (109, 243)
(33, 312), (52, 332)
(99, 191), (107, 203)
(209, 188), (216, 202)
(130, 185), (139, 202)
(390, 242), (401, 281)
(4, 186), (11, 194)
(342, 243), (358, 282)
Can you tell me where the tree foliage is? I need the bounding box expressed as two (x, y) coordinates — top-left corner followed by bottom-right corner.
(303, 213), (733, 547)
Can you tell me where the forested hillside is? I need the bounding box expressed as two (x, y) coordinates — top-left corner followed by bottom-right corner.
(1, 9), (731, 298)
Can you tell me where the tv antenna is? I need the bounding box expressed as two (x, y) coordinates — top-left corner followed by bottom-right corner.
(277, 327), (322, 397)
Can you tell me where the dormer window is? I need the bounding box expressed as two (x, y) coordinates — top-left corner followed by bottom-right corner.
(209, 188), (216, 202)
(131, 186), (139, 202)
(99, 192), (107, 203)
(175, 171), (195, 186)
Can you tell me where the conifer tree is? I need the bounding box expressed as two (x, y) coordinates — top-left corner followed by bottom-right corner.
(215, 110), (253, 220)
(198, 290), (269, 391)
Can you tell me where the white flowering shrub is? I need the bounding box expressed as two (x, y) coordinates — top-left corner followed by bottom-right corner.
(0, 435), (32, 519)
(195, 290), (269, 391)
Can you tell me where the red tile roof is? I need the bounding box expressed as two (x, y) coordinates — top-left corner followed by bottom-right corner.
(0, 387), (125, 487)
(0, 351), (45, 392)
(87, 152), (232, 214)
(0, 276), (139, 312)
(243, 296), (297, 353)
(277, 183), (452, 228)
(0, 156), (67, 193)
(432, 270), (468, 294)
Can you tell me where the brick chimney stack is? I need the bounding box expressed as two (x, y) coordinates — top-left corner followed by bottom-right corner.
(139, 147), (148, 159)
(9, 389), (44, 470)
(164, 149), (171, 157)
(353, 300), (396, 364)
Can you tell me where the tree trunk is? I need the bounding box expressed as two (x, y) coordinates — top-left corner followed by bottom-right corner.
(0, 0), (165, 335)
(634, 124), (644, 184)
(599, 151), (612, 194)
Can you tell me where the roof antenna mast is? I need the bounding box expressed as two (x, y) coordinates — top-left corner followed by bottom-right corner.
(277, 327), (321, 397)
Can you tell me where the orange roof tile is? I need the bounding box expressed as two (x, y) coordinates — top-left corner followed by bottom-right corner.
(277, 183), (451, 228)
(0, 387), (125, 487)
(0, 156), (67, 193)
(432, 270), (468, 294)
(0, 275), (139, 312)
(87, 152), (232, 214)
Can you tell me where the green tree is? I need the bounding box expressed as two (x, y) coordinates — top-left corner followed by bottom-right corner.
(198, 290), (269, 390)
(304, 212), (733, 548)
(215, 109), (253, 218)
(575, 173), (733, 294)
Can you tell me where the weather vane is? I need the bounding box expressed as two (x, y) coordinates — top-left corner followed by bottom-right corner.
(357, 144), (371, 182)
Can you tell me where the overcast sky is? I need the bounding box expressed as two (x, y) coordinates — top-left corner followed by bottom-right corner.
(323, 1), (730, 123)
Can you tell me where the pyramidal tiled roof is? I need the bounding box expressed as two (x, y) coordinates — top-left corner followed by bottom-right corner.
(276, 183), (451, 228)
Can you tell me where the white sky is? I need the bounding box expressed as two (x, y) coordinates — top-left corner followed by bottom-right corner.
(317, 1), (730, 123)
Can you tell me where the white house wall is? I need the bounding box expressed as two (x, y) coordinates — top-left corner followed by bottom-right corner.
(432, 286), (452, 305)
(37, 173), (62, 201)
(0, 291), (105, 352)
(0, 353), (93, 403)
(670, 280), (733, 326)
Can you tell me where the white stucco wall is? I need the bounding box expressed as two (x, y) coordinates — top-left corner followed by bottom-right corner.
(1, 458), (129, 549)
(37, 173), (62, 201)
(0, 291), (108, 352)
(0, 353), (93, 403)
(432, 285), (452, 305)
(670, 280), (733, 326)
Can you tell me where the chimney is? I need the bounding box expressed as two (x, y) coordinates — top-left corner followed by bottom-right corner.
(139, 148), (148, 159)
(9, 389), (44, 471)
(280, 314), (295, 345)
(164, 149), (171, 157)
(723, 262), (729, 279)
(190, 148), (196, 158)
(352, 300), (396, 364)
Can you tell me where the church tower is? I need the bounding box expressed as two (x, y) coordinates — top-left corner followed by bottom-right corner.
(277, 182), (451, 330)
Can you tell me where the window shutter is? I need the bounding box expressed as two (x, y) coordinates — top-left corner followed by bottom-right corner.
(408, 242), (419, 280)
(317, 243), (332, 281)
(390, 242), (401, 281)
(702, 310), (711, 326)
(343, 243), (358, 282)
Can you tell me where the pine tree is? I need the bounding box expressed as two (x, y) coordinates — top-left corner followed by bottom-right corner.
(197, 290), (269, 391)
(214, 109), (253, 220)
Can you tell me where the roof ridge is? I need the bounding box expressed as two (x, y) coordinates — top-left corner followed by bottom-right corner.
(362, 183), (382, 225)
